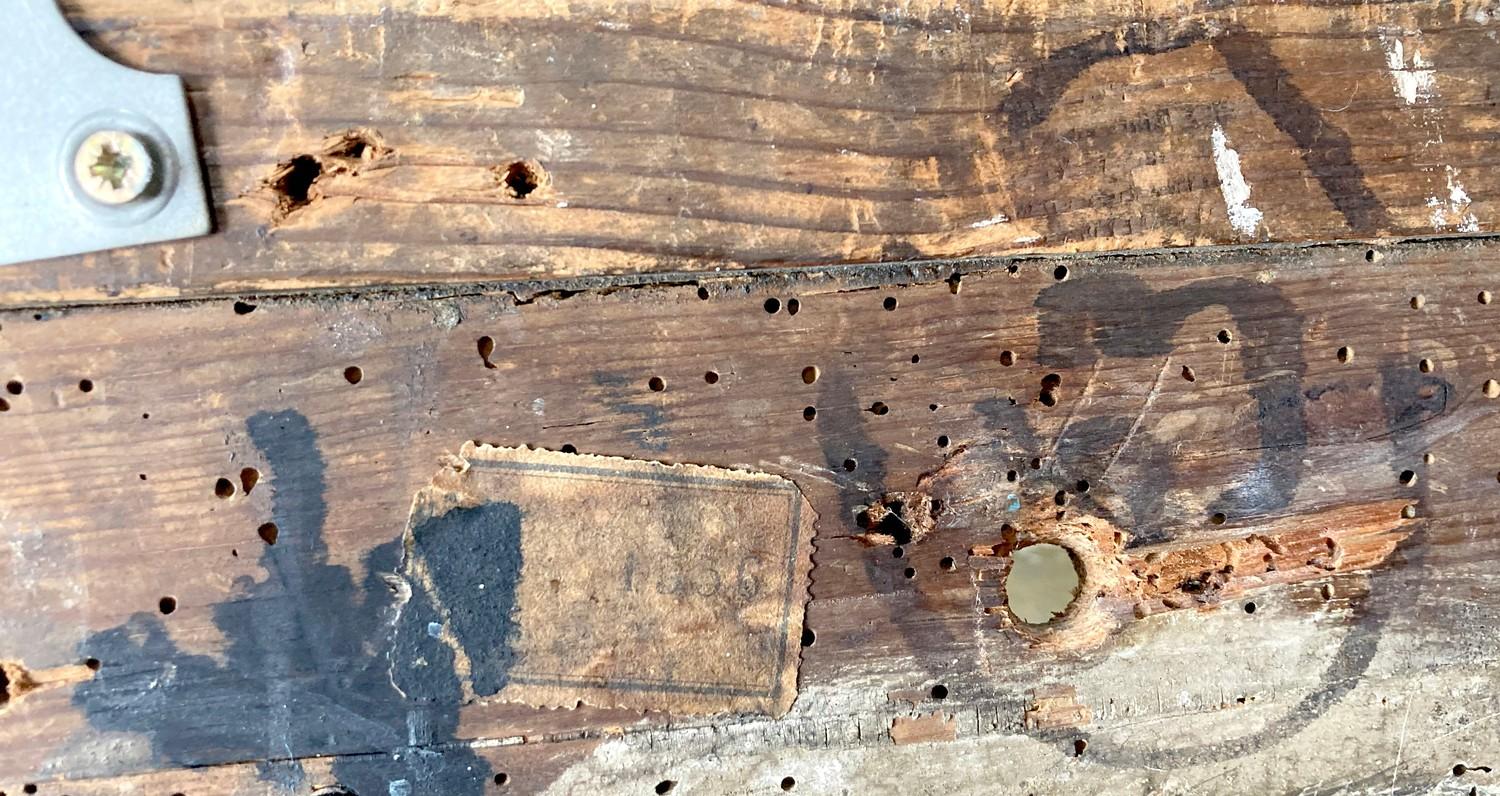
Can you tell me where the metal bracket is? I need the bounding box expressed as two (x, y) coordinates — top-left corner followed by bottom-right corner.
(0, 0), (211, 266)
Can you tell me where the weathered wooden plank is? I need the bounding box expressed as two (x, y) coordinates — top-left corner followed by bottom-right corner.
(2, 0), (1495, 304)
(2, 239), (1499, 793)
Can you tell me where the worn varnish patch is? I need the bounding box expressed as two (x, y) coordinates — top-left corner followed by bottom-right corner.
(397, 443), (815, 717)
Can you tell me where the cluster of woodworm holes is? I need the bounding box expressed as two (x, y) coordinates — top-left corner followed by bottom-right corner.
(0, 377), (95, 413)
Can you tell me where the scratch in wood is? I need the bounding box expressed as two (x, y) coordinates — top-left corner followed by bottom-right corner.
(1100, 356), (1171, 482)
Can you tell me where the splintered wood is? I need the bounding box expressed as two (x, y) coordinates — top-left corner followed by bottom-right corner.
(2, 241), (1499, 793)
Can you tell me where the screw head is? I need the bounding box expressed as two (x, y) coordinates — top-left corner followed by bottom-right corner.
(73, 130), (154, 205)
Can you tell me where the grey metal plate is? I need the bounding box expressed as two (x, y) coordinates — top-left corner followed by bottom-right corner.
(0, 0), (211, 266)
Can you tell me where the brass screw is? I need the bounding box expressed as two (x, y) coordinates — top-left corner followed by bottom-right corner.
(73, 130), (154, 205)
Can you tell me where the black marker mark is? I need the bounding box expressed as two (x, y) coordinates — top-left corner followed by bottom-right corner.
(72, 410), (494, 794)
(1005, 24), (1389, 234)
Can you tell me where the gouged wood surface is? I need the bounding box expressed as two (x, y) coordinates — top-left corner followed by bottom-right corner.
(0, 240), (1498, 793)
(1, 0), (1496, 304)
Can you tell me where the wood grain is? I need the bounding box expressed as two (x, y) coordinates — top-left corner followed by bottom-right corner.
(3, 0), (1496, 305)
(1, 239), (1499, 793)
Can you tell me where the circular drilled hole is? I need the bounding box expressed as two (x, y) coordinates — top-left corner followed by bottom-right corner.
(704, 371), (720, 384)
(343, 366), (363, 385)
(786, 298), (801, 315)
(802, 406), (817, 421)
(1411, 295), (1426, 309)
(258, 522), (279, 545)
(5, 380), (20, 395)
(214, 477), (235, 499)
(1244, 601), (1257, 614)
(1217, 329), (1232, 344)
(903, 567), (916, 579)
(1053, 265), (1069, 281)
(999, 350), (1015, 367)
(648, 376), (665, 392)
(930, 683), (949, 700)
(1399, 469), (1417, 486)
(883, 296), (898, 311)
(494, 772), (509, 786)
(85, 657), (101, 671)
(781, 776), (796, 791)
(937, 434), (950, 448)
(842, 458), (857, 472)
(801, 366), (819, 384)
(1337, 346), (1353, 364)
(940, 556), (956, 571)
(78, 378), (95, 392)
(1210, 512), (1227, 525)
(1419, 358), (1435, 373)
(158, 596), (178, 615)
(800, 627), (816, 647)
(764, 297), (781, 314)
(1005, 543), (1081, 626)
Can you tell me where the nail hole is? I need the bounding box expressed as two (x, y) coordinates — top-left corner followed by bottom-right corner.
(1210, 512), (1227, 525)
(1053, 265), (1069, 281)
(704, 371), (719, 384)
(233, 300), (257, 315)
(343, 366), (363, 384)
(78, 378), (94, 392)
(1076, 479), (1090, 493)
(891, 546), (905, 559)
(84, 657), (101, 671)
(158, 596), (177, 615)
(1005, 543), (1081, 625)
(5, 381), (20, 395)
(1217, 329), (1232, 344)
(258, 523), (279, 545)
(910, 354), (920, 364)
(930, 683), (949, 700)
(1419, 358), (1434, 373)
(801, 366), (819, 384)
(493, 772), (509, 786)
(903, 567), (916, 579)
(648, 376), (665, 392)
(937, 435), (950, 448)
(786, 298), (801, 315)
(215, 478), (235, 499)
(1244, 601), (1257, 614)
(1400, 469), (1417, 486)
(843, 458), (857, 472)
(1000, 350), (1015, 366)
(802, 406), (817, 421)
(1365, 248), (1380, 262)
(240, 467), (260, 495)
(780, 776), (796, 791)
(1073, 739), (1088, 756)
(764, 297), (781, 314)
(1337, 346), (1353, 364)
(883, 296), (898, 311)
(655, 780), (676, 794)
(503, 160), (544, 199)
(940, 556), (956, 571)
